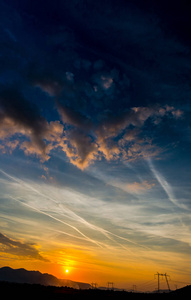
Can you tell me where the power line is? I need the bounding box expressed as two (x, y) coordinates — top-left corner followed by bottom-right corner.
(171, 279), (190, 285)
(138, 280), (156, 291)
(138, 279), (156, 288)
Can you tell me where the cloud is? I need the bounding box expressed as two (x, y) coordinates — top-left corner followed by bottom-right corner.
(147, 159), (187, 209)
(0, 232), (48, 261)
(58, 104), (183, 168)
(57, 104), (93, 131)
(95, 105), (183, 163)
(28, 67), (67, 97)
(0, 86), (184, 169)
(0, 169), (150, 250)
(0, 87), (64, 161)
(59, 128), (98, 169)
(126, 180), (155, 194)
(171, 109), (183, 119)
(0, 86), (183, 169)
(0, 87), (47, 157)
(57, 104), (168, 167)
(97, 105), (183, 139)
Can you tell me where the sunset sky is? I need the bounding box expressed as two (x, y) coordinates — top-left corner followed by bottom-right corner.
(0, 0), (191, 291)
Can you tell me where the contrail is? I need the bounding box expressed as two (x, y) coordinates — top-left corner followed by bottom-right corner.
(8, 194), (122, 251)
(8, 195), (103, 248)
(0, 168), (111, 241)
(147, 159), (187, 210)
(0, 168), (149, 250)
(0, 169), (59, 205)
(106, 230), (150, 250)
(57, 204), (136, 249)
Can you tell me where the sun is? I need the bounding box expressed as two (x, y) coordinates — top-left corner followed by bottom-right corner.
(65, 269), (69, 273)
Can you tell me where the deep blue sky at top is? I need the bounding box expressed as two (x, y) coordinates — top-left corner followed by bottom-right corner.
(0, 0), (191, 180)
(0, 0), (190, 189)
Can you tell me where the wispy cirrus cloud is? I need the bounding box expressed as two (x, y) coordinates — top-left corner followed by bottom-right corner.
(0, 168), (149, 251)
(126, 180), (155, 194)
(1, 167), (191, 258)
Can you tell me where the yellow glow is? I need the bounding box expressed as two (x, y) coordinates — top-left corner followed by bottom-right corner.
(65, 269), (69, 273)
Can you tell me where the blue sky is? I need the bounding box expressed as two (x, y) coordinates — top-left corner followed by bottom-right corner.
(0, 0), (191, 290)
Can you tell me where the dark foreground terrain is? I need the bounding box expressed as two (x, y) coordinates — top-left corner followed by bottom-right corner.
(0, 281), (190, 299)
(0, 266), (91, 289)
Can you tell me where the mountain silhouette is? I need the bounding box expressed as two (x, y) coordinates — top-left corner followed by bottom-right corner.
(0, 266), (91, 289)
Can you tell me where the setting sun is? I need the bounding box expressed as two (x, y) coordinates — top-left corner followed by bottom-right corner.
(65, 269), (69, 273)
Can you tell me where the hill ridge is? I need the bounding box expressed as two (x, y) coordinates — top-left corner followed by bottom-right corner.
(0, 266), (91, 289)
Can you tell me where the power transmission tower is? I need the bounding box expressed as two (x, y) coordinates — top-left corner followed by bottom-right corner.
(164, 273), (170, 291)
(155, 272), (160, 292)
(107, 282), (114, 290)
(154, 272), (170, 292)
(132, 285), (137, 292)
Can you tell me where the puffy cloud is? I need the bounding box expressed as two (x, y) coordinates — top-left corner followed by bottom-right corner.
(59, 128), (98, 170)
(171, 109), (183, 119)
(56, 104), (98, 169)
(96, 106), (165, 140)
(96, 136), (121, 161)
(44, 121), (64, 142)
(0, 232), (48, 261)
(95, 105), (183, 163)
(0, 86), (184, 169)
(57, 104), (183, 168)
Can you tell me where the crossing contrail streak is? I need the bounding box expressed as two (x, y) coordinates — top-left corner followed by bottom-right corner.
(0, 169), (111, 241)
(8, 195), (103, 248)
(0, 168), (149, 250)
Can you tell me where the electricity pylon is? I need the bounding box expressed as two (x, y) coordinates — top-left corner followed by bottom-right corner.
(107, 282), (114, 290)
(132, 285), (137, 292)
(154, 272), (170, 292)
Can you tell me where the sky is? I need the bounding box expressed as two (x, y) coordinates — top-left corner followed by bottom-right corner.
(0, 0), (191, 291)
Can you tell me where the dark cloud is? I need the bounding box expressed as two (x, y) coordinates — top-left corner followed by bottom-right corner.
(0, 87), (64, 161)
(27, 67), (64, 97)
(0, 87), (45, 132)
(58, 105), (93, 131)
(0, 232), (49, 261)
(0, 0), (189, 169)
(0, 87), (47, 158)
(0, 84), (183, 169)
(57, 103), (183, 168)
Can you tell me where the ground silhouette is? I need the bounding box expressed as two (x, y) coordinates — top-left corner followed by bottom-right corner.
(0, 266), (90, 289)
(0, 281), (190, 299)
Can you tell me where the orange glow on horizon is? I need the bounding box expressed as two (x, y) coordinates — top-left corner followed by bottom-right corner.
(1, 241), (191, 291)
